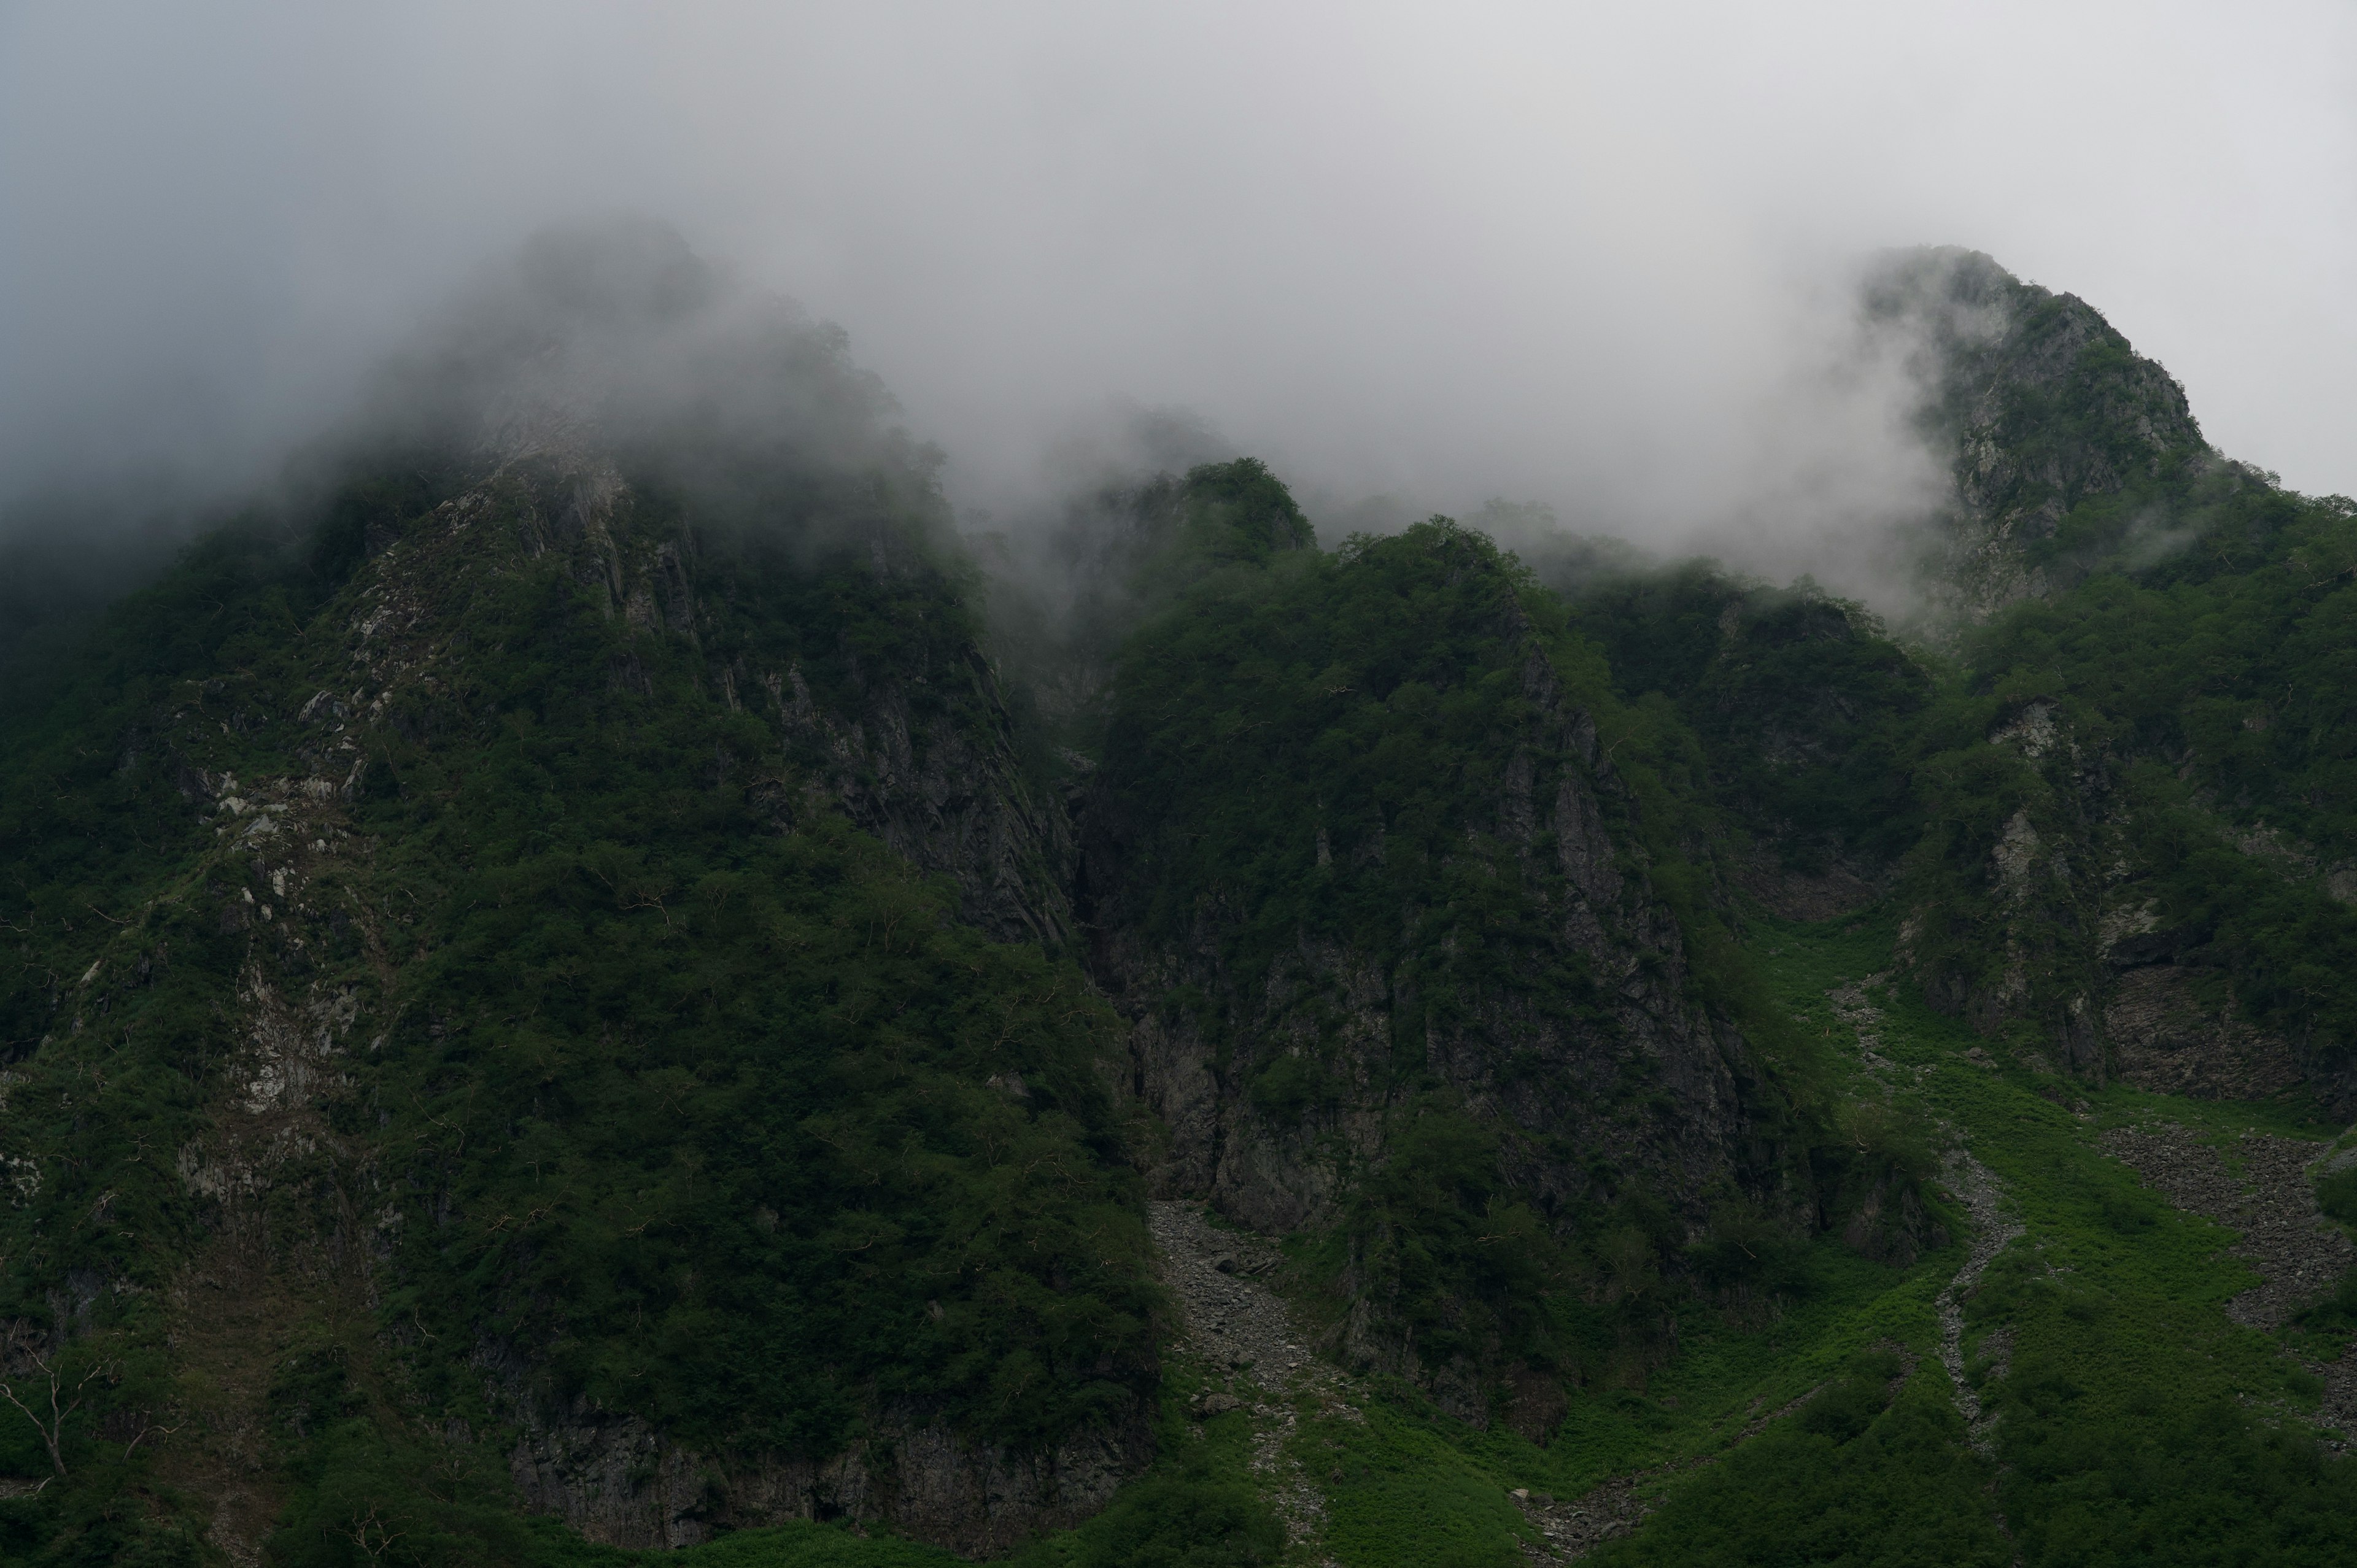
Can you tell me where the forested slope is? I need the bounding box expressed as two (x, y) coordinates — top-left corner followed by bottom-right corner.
(0, 234), (1166, 1563)
(2, 232), (2357, 1568)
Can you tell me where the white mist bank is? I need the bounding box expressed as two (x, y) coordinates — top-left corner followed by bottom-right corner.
(2, 2), (2350, 612)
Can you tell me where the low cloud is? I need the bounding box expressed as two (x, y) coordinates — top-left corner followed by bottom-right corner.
(3, 3), (2351, 622)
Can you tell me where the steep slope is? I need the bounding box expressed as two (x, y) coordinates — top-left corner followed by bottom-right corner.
(1536, 251), (2357, 1113)
(1833, 253), (2357, 1103)
(0, 241), (1159, 1563)
(1900, 493), (2357, 1105)
(1075, 481), (1870, 1426)
(7, 231), (2356, 1568)
(1865, 246), (2215, 619)
(1545, 562), (1931, 919)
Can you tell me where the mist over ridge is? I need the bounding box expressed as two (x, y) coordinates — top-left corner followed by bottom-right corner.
(4, 3), (2354, 633)
(11, 15), (2357, 1562)
(0, 215), (2197, 648)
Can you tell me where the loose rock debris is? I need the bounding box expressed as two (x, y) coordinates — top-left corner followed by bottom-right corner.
(1153, 1198), (1674, 1562)
(1827, 975), (2024, 1456)
(2100, 1124), (2357, 1435)
(2098, 1126), (2352, 1329)
(1151, 1201), (1355, 1565)
(1834, 978), (2026, 1547)
(1829, 976), (1895, 1070)
(1936, 1151), (2025, 1456)
(1155, 1052), (2028, 1568)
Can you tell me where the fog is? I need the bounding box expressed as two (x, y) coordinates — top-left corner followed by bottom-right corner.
(4, 2), (2353, 611)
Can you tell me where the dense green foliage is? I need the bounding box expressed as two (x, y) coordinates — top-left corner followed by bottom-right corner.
(1093, 496), (1915, 1400)
(1539, 425), (2357, 1076)
(1094, 516), (1650, 1375)
(1554, 563), (1930, 872)
(1745, 921), (2357, 1567)
(1592, 1351), (2003, 1568)
(0, 465), (1159, 1559)
(349, 496), (1156, 1453)
(1103, 516), (1593, 1021)
(1911, 479), (2357, 1059)
(9, 229), (2357, 1564)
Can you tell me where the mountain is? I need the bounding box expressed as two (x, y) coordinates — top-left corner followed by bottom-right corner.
(0, 234), (1164, 1562)
(1865, 245), (2216, 618)
(2, 231), (2356, 1567)
(1862, 252), (2357, 1106)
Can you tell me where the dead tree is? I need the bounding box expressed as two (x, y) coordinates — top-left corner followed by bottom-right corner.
(0, 1323), (107, 1478)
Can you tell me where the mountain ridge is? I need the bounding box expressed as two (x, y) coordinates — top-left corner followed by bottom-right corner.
(4, 233), (2357, 1566)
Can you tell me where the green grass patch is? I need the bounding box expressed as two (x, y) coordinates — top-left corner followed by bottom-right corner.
(1601, 910), (2357, 1566)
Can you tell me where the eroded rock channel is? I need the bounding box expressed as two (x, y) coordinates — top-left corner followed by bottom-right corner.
(1933, 1151), (2024, 1456)
(1151, 1200), (1354, 1564)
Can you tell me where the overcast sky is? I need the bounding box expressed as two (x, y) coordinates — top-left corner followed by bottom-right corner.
(3, 2), (2352, 590)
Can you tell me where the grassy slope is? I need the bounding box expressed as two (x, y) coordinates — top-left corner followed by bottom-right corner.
(1596, 914), (2357, 1567)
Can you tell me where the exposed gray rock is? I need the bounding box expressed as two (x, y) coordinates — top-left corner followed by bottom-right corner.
(1151, 1201), (1355, 1564)
(1091, 631), (1770, 1237)
(505, 1396), (1150, 1556)
(1083, 590), (1794, 1410)
(1865, 246), (2212, 621)
(2099, 1124), (2351, 1332)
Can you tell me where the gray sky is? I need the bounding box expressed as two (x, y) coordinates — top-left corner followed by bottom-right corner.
(4, 2), (2352, 593)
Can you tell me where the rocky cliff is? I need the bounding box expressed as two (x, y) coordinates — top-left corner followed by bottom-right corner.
(1866, 247), (2213, 618)
(1074, 510), (1813, 1419)
(1859, 253), (2357, 1108)
(0, 228), (1161, 1562)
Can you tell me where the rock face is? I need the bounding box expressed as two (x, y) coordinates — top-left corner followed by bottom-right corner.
(364, 449), (1078, 947)
(503, 1394), (1150, 1555)
(505, 458), (1075, 949)
(390, 457), (1109, 1550)
(1076, 521), (1790, 1412)
(1865, 247), (2212, 619)
(47, 230), (2352, 1561)
(1861, 253), (2357, 1102)
(2103, 964), (2302, 1101)
(1088, 649), (1763, 1234)
(0, 430), (1136, 1559)
(1900, 690), (2329, 1103)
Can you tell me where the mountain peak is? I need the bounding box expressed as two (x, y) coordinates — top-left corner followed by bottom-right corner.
(1867, 245), (2213, 616)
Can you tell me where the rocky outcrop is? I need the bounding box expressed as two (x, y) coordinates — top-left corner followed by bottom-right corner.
(2103, 963), (2302, 1100)
(503, 1394), (1150, 1557)
(9, 431), (1128, 1559)
(1089, 639), (1765, 1233)
(1080, 548), (1789, 1418)
(497, 454), (1077, 948)
(324, 450), (1077, 956)
(1901, 693), (2329, 1102)
(1866, 247), (2212, 619)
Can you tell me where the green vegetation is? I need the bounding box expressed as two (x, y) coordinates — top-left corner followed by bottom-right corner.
(349, 537), (1157, 1455)
(1592, 1354), (2003, 1568)
(1552, 562), (1931, 871)
(0, 468), (1157, 1562)
(1091, 507), (1883, 1394)
(1640, 914), (2357, 1567)
(1104, 515), (1571, 991)
(659, 1526), (961, 1568)
(7, 239), (2357, 1565)
(1009, 1365), (1283, 1568)
(1916, 481), (2357, 1059)
(1094, 516), (1595, 1367)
